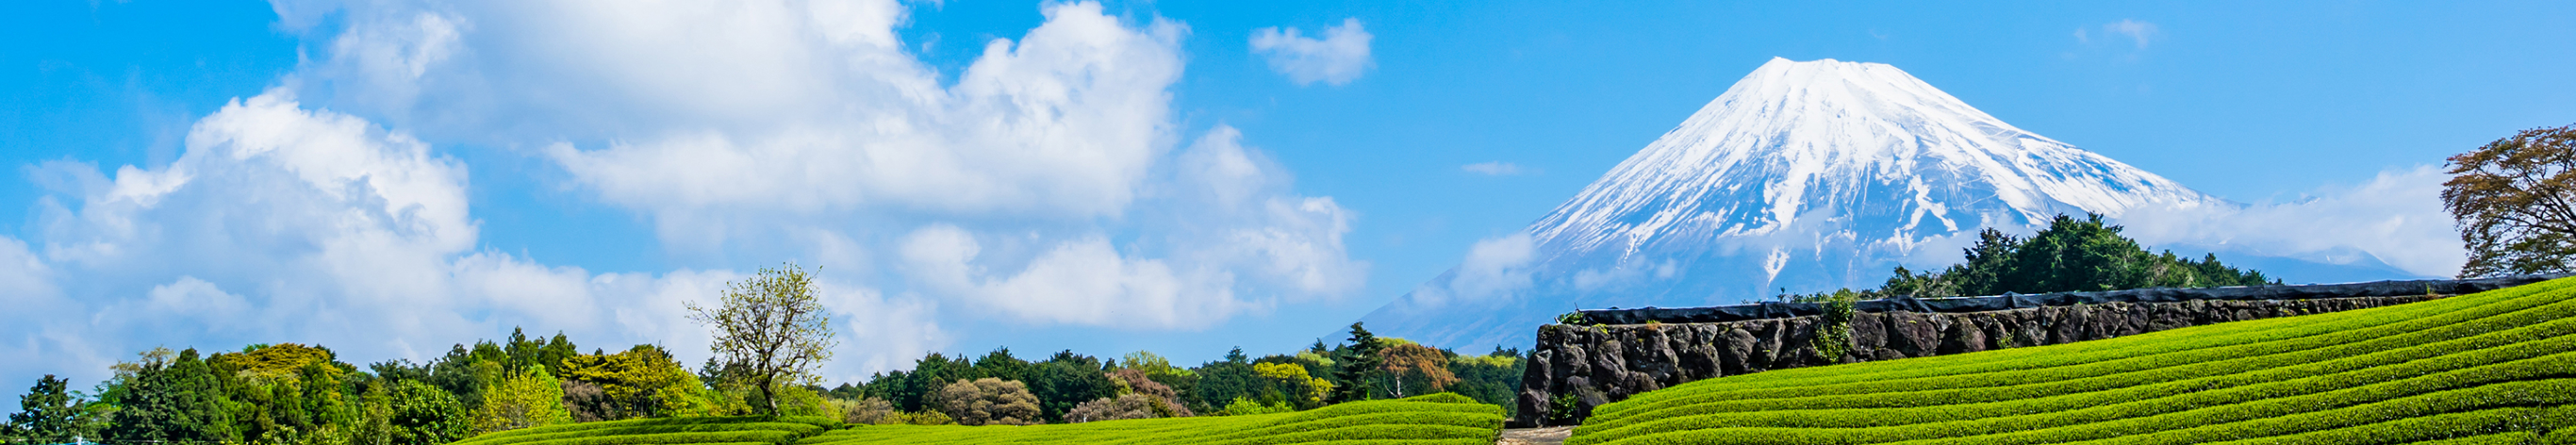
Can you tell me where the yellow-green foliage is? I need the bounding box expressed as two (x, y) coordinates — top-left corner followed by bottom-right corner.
(1452, 354), (1517, 370)
(1251, 362), (1332, 406)
(559, 346), (702, 420)
(1567, 277), (2576, 444)
(475, 364), (574, 434)
(213, 343), (340, 380)
(449, 415), (841, 445)
(795, 393), (1501, 444)
(1216, 397), (1293, 416)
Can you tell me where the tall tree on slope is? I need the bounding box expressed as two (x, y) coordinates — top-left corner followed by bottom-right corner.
(2446, 123), (2576, 277)
(1331, 322), (1384, 403)
(688, 263), (839, 416)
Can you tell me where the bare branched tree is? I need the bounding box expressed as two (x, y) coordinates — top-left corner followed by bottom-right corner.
(687, 262), (837, 416)
(2444, 124), (2576, 277)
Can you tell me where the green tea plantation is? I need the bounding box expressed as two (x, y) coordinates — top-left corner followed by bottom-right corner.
(446, 416), (843, 445)
(440, 393), (1500, 445)
(800, 393), (1503, 444)
(1566, 277), (2576, 444)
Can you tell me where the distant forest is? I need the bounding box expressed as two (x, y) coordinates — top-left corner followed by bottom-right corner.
(1, 323), (1522, 444)
(6, 215), (2272, 444)
(1785, 213), (2277, 303)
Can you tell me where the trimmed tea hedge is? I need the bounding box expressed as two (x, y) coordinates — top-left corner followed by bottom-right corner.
(441, 395), (1497, 445)
(1566, 278), (2576, 444)
(793, 393), (1505, 444)
(449, 416), (841, 445)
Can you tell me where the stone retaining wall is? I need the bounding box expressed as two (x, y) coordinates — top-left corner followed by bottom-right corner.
(1511, 294), (2446, 427)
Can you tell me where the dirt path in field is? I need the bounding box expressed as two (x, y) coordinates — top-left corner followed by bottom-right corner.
(1498, 427), (1573, 445)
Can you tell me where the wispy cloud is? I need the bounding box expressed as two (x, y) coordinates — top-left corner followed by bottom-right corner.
(2122, 165), (2464, 278)
(2076, 19), (2160, 50)
(1461, 161), (1527, 175)
(1250, 18), (1374, 87)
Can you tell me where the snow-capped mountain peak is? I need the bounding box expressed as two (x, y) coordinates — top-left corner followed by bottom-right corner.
(1533, 58), (2216, 269)
(1359, 58), (2223, 350)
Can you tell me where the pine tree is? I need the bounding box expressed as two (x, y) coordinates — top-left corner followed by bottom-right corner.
(10, 375), (80, 442)
(1331, 322), (1384, 403)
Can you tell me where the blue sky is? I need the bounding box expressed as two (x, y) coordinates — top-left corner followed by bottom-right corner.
(4, 0), (2573, 397)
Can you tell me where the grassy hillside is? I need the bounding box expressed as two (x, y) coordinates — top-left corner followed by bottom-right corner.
(440, 393), (1500, 445)
(1568, 277), (2576, 445)
(797, 393), (1504, 444)
(447, 416), (842, 445)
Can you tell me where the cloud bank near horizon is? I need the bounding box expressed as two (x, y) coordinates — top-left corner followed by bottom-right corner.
(0, 0), (1368, 394)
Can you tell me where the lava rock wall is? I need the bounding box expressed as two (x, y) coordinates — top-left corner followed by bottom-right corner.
(1511, 294), (2445, 427)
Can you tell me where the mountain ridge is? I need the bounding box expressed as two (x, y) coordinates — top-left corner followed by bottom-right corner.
(1360, 58), (2232, 351)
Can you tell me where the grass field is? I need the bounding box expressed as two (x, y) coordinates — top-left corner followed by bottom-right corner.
(445, 416), (843, 445)
(1565, 277), (2576, 444)
(440, 393), (1501, 445)
(795, 393), (1504, 445)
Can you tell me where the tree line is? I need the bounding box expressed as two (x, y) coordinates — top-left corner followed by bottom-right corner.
(1, 263), (1525, 444)
(823, 322), (1525, 426)
(1775, 213), (2277, 304)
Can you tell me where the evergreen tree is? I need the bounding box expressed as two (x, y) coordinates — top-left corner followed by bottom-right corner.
(387, 380), (469, 445)
(1330, 322), (1384, 403)
(108, 348), (238, 443)
(10, 375), (81, 442)
(972, 348), (1032, 383)
(1191, 348), (1258, 411)
(1025, 351), (1115, 422)
(1868, 214), (2275, 298)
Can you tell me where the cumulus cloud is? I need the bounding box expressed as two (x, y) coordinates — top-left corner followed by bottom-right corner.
(6, 0), (1372, 397)
(2121, 166), (2464, 277)
(900, 224), (1238, 329)
(1461, 161), (1526, 176)
(1, 90), (948, 393)
(272, 1), (1354, 345)
(893, 127), (1365, 329)
(1249, 18), (1374, 87)
(2076, 19), (2159, 50)
(1406, 232), (1536, 309)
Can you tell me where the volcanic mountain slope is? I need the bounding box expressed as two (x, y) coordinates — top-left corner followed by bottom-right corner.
(1361, 58), (2225, 351)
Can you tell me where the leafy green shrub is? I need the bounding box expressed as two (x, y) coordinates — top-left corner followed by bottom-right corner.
(1218, 397), (1294, 416)
(1555, 311), (1591, 325)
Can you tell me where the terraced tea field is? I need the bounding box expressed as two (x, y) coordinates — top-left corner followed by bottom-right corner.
(799, 393), (1504, 444)
(441, 393), (1500, 445)
(1567, 278), (2576, 444)
(448, 416), (842, 445)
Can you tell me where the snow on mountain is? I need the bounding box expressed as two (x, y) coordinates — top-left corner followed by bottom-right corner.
(1359, 58), (2227, 351)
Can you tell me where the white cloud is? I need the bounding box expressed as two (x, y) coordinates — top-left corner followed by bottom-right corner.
(528, 3), (1185, 225)
(1407, 232), (1536, 309)
(1249, 18), (1374, 87)
(2077, 19), (2159, 50)
(4, 0), (1375, 396)
(899, 223), (1242, 329)
(267, 1), (1360, 340)
(2122, 165), (2464, 277)
(1, 90), (949, 394)
(891, 127), (1367, 329)
(1461, 161), (1526, 175)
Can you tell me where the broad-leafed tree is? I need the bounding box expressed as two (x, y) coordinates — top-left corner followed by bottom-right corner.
(687, 262), (838, 416)
(2444, 123), (2576, 277)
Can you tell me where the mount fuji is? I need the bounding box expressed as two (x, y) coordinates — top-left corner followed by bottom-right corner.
(1359, 58), (2242, 351)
